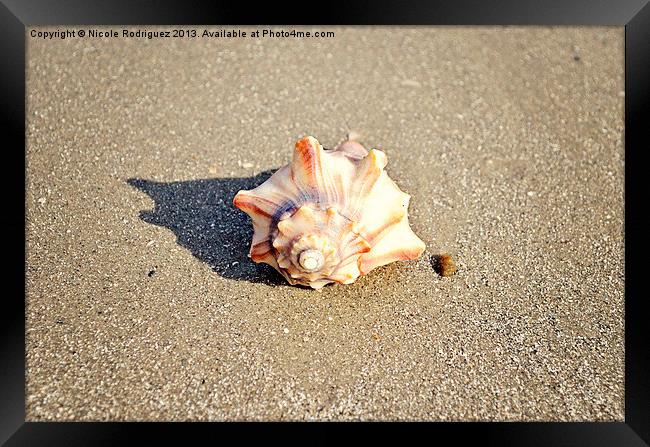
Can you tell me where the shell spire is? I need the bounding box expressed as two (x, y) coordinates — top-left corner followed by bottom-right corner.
(233, 136), (426, 289)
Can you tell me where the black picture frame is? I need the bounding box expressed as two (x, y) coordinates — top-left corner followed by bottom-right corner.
(2, 0), (648, 444)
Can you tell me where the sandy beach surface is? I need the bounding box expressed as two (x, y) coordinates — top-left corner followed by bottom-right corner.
(26, 26), (624, 421)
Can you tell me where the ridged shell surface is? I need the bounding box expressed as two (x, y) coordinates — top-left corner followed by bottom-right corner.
(233, 136), (426, 289)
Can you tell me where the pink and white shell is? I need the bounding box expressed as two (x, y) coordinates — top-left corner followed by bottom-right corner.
(233, 136), (426, 289)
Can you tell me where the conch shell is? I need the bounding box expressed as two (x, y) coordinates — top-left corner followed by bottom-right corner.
(233, 136), (426, 289)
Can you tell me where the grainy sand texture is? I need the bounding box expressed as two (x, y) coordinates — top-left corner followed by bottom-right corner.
(26, 26), (624, 421)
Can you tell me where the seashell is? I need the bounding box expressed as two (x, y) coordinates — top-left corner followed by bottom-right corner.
(233, 136), (426, 289)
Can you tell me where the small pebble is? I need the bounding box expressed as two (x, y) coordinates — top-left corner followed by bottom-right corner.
(432, 254), (458, 277)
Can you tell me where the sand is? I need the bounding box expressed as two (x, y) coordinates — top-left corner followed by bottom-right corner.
(26, 26), (624, 421)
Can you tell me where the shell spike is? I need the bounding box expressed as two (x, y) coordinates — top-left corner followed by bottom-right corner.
(335, 140), (368, 160)
(233, 191), (274, 220)
(345, 148), (388, 220)
(366, 149), (388, 170)
(291, 136), (324, 188)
